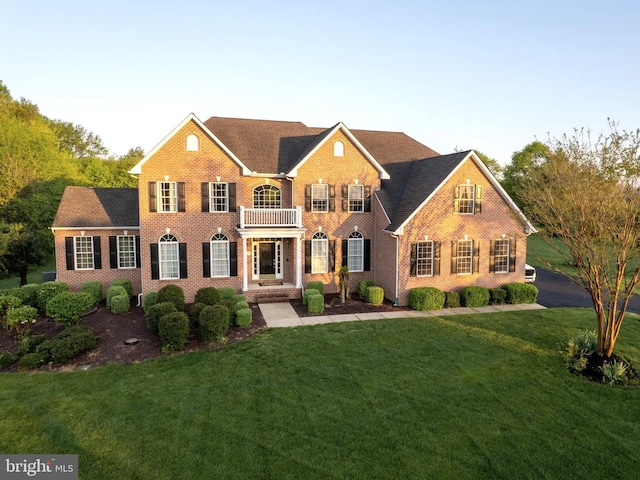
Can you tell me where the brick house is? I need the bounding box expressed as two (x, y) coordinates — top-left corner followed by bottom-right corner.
(51, 114), (535, 305)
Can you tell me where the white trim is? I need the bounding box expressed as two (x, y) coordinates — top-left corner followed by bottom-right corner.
(374, 191), (392, 225)
(51, 226), (140, 232)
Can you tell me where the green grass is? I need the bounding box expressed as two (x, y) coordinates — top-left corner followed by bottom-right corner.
(0, 256), (56, 290)
(2, 309), (640, 478)
(526, 234), (576, 276)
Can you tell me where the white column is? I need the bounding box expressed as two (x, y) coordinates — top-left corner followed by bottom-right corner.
(239, 205), (245, 228)
(242, 236), (248, 291)
(295, 235), (302, 288)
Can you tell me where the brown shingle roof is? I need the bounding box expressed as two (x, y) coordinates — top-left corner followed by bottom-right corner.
(52, 187), (139, 228)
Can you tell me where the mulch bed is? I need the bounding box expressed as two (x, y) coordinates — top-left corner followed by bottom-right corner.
(291, 293), (410, 317)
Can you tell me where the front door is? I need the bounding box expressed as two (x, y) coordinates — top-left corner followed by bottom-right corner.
(259, 242), (276, 277)
(252, 240), (283, 280)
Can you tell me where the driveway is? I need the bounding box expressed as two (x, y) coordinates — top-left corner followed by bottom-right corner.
(534, 268), (640, 314)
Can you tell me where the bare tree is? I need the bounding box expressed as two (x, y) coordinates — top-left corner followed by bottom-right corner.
(520, 122), (640, 357)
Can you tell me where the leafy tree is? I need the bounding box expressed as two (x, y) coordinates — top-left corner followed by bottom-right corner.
(0, 224), (46, 286)
(519, 123), (640, 358)
(474, 150), (503, 179)
(48, 119), (108, 159)
(502, 141), (551, 208)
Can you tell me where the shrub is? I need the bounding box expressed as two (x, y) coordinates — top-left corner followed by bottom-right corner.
(218, 287), (235, 300)
(157, 284), (185, 312)
(111, 294), (130, 314)
(600, 360), (628, 385)
(366, 286), (384, 305)
(0, 351), (18, 369)
(503, 283), (538, 304)
(562, 329), (597, 373)
(110, 279), (133, 298)
(37, 325), (97, 364)
(158, 312), (190, 352)
(18, 352), (46, 370)
(0, 295), (22, 318)
(106, 285), (128, 308)
(143, 291), (159, 313)
(37, 282), (69, 311)
(45, 292), (94, 326)
(358, 280), (375, 299)
(7, 285), (39, 308)
(307, 281), (325, 297)
(409, 287), (445, 311)
(308, 294), (325, 314)
(236, 307), (252, 327)
(489, 288), (507, 305)
(235, 300), (249, 310)
(18, 333), (46, 356)
(232, 294), (247, 304)
(145, 301), (178, 333)
(81, 281), (103, 305)
(5, 305), (38, 331)
(190, 302), (207, 327)
(194, 287), (221, 305)
(199, 304), (229, 343)
(222, 298), (237, 327)
(303, 288), (320, 306)
(460, 286), (490, 308)
(445, 291), (461, 308)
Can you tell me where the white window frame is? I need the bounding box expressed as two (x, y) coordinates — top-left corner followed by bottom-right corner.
(311, 232), (328, 274)
(210, 233), (230, 277)
(74, 236), (94, 270)
(348, 231), (364, 272)
(159, 234), (179, 280)
(253, 185), (281, 209)
(158, 181), (177, 213)
(186, 134), (199, 151)
(416, 240), (434, 277)
(494, 239), (510, 274)
(209, 182), (229, 213)
(311, 184), (328, 212)
(348, 184), (364, 213)
(334, 141), (344, 157)
(117, 235), (136, 269)
(458, 184), (475, 214)
(457, 239), (473, 275)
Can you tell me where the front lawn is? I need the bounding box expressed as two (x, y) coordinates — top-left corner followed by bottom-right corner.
(1, 308), (640, 478)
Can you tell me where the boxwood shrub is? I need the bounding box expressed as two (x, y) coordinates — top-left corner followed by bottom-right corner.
(110, 279), (133, 298)
(303, 288), (320, 306)
(18, 352), (46, 370)
(409, 287), (445, 311)
(222, 298), (237, 327)
(81, 281), (103, 305)
(0, 351), (18, 369)
(106, 285), (128, 308)
(18, 333), (46, 356)
(231, 294), (247, 304)
(0, 295), (22, 318)
(145, 301), (178, 333)
(445, 291), (461, 308)
(460, 286), (490, 308)
(218, 287), (235, 300)
(307, 281), (325, 297)
(366, 286), (384, 305)
(503, 283), (539, 304)
(37, 282), (69, 311)
(110, 294), (130, 314)
(189, 302), (206, 327)
(199, 304), (229, 343)
(143, 291), (158, 313)
(45, 292), (94, 326)
(236, 307), (252, 327)
(194, 287), (221, 305)
(7, 285), (39, 308)
(158, 284), (185, 311)
(489, 288), (507, 305)
(358, 280), (375, 299)
(308, 294), (325, 314)
(235, 300), (250, 311)
(37, 325), (97, 364)
(158, 312), (190, 352)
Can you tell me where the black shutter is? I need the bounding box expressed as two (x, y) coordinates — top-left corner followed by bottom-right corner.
(150, 244), (159, 280)
(329, 240), (336, 271)
(305, 185), (311, 212)
(329, 185), (335, 212)
(109, 236), (118, 269)
(473, 241), (480, 274)
(135, 236), (141, 268)
(509, 238), (517, 272)
(489, 240), (495, 273)
(342, 239), (348, 267)
(148, 182), (157, 212)
(65, 237), (74, 270)
(177, 182), (186, 212)
(451, 240), (458, 274)
(93, 237), (102, 270)
(202, 242), (211, 278)
(229, 242), (238, 277)
(364, 185), (371, 212)
(179, 243), (187, 278)
(453, 185), (460, 214)
(342, 184), (348, 211)
(228, 183), (237, 212)
(305, 240), (311, 273)
(475, 186), (482, 213)
(434, 241), (441, 276)
(410, 243), (417, 277)
(201, 183), (210, 212)
(364, 239), (371, 271)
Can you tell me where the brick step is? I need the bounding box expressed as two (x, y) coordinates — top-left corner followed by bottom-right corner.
(256, 293), (291, 303)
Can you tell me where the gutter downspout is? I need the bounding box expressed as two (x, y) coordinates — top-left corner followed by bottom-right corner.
(390, 232), (399, 306)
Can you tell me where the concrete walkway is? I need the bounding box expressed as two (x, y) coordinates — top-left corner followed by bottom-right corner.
(259, 302), (547, 328)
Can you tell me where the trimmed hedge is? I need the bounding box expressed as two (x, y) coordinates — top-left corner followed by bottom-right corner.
(503, 283), (539, 304)
(143, 291), (159, 313)
(232, 294), (247, 304)
(236, 300), (250, 310)
(199, 304), (230, 343)
(445, 291), (461, 308)
(45, 292), (94, 326)
(194, 287), (221, 305)
(158, 312), (190, 352)
(409, 287), (445, 311)
(37, 325), (97, 364)
(110, 279), (133, 298)
(7, 285), (39, 308)
(460, 286), (490, 308)
(81, 281), (103, 305)
(307, 281), (325, 297)
(158, 285), (185, 311)
(236, 307), (252, 327)
(145, 301), (178, 333)
(367, 286), (384, 305)
(111, 294), (130, 314)
(489, 288), (507, 305)
(358, 280), (375, 299)
(190, 302), (207, 327)
(308, 294), (325, 314)
(222, 299), (237, 327)
(218, 287), (235, 300)
(106, 285), (128, 308)
(37, 282), (69, 311)
(303, 288), (320, 306)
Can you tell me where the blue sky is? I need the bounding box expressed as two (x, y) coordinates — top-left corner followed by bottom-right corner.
(3, 0), (639, 166)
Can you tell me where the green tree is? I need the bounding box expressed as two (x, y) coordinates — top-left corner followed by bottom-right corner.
(48, 119), (109, 159)
(474, 150), (503, 179)
(519, 123), (640, 358)
(0, 224), (47, 286)
(502, 141), (551, 208)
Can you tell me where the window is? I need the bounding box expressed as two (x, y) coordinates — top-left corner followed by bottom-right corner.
(456, 240), (473, 275)
(186, 134), (199, 151)
(210, 233), (230, 277)
(347, 231), (364, 272)
(209, 182), (228, 212)
(455, 184), (482, 214)
(159, 234), (179, 280)
(75, 236), (94, 270)
(493, 239), (510, 273)
(311, 232), (328, 274)
(159, 182), (177, 212)
(117, 235), (136, 269)
(311, 184), (328, 212)
(253, 185), (281, 208)
(416, 241), (434, 277)
(334, 141), (344, 157)
(348, 185), (364, 212)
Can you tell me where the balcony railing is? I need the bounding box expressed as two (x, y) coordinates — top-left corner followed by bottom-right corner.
(239, 206), (302, 228)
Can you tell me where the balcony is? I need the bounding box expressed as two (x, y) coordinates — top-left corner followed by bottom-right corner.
(239, 206), (303, 228)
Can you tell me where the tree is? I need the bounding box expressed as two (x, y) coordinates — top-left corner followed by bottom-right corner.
(502, 141), (551, 208)
(519, 123), (640, 357)
(0, 224), (47, 286)
(474, 150), (503, 179)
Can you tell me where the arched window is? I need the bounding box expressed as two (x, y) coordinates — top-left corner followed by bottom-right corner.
(210, 233), (229, 277)
(186, 134), (199, 151)
(253, 185), (281, 208)
(159, 234), (179, 279)
(334, 141), (344, 157)
(347, 231), (363, 272)
(311, 231), (328, 274)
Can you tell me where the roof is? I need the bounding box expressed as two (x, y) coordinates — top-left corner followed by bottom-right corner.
(52, 187), (139, 229)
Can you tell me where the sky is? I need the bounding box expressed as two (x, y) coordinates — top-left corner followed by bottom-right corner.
(2, 0), (639, 166)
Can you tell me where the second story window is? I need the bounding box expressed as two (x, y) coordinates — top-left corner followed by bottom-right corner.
(148, 182), (185, 213)
(312, 184), (328, 212)
(348, 185), (364, 212)
(210, 182), (228, 212)
(253, 185), (281, 209)
(454, 184), (482, 214)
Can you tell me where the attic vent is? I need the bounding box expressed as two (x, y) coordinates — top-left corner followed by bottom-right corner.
(334, 141), (344, 157)
(186, 134), (199, 151)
